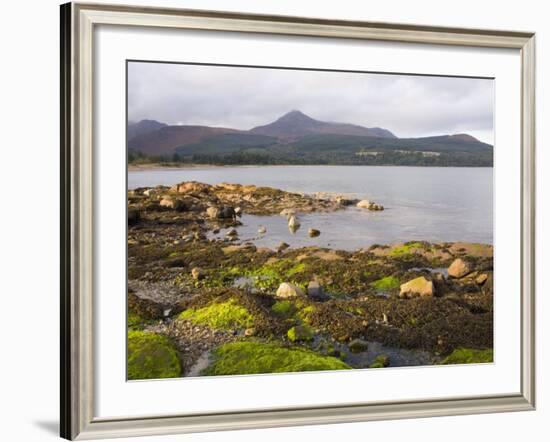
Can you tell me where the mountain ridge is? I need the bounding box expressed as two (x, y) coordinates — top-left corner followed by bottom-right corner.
(128, 110), (491, 166)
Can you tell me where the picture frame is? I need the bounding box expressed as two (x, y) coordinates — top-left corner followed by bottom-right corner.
(60, 2), (536, 440)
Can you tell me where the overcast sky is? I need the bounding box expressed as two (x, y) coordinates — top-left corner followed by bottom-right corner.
(128, 61), (494, 144)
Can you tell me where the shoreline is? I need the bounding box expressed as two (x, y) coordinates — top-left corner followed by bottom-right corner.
(128, 163), (494, 172)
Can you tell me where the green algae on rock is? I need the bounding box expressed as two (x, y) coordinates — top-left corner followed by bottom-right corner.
(287, 324), (314, 342)
(128, 330), (181, 380)
(370, 275), (400, 291)
(178, 298), (254, 331)
(204, 341), (351, 375)
(440, 348), (493, 365)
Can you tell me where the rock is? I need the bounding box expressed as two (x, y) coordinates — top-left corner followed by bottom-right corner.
(287, 325), (314, 342)
(308, 228), (321, 237)
(336, 197), (356, 206)
(475, 273), (488, 285)
(128, 292), (164, 320)
(277, 242), (290, 253)
(244, 328), (256, 337)
(369, 354), (390, 368)
(191, 267), (204, 280)
(171, 181), (211, 194)
(234, 207), (243, 216)
(206, 206), (235, 219)
(258, 226), (267, 234)
(356, 200), (372, 209)
(276, 282), (305, 298)
(226, 228), (238, 238)
(280, 208), (296, 219)
(206, 206), (219, 219)
(159, 197), (187, 211)
(128, 208), (140, 225)
(349, 338), (369, 353)
(193, 231), (206, 241)
(307, 280), (327, 301)
(143, 188), (156, 197)
(288, 215), (301, 229)
(219, 206), (236, 219)
(448, 258), (472, 278)
(399, 276), (435, 299)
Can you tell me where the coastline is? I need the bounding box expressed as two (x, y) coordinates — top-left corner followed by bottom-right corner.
(128, 162), (494, 172)
(127, 180), (494, 379)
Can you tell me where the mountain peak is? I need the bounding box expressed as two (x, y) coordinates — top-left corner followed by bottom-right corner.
(449, 133), (480, 143)
(276, 110), (315, 122)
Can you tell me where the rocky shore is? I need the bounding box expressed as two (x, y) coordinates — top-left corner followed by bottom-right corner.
(127, 181), (493, 380)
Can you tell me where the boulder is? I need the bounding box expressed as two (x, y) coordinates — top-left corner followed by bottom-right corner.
(206, 206), (235, 219)
(399, 276), (435, 299)
(276, 282), (305, 298)
(448, 258), (472, 278)
(234, 207), (243, 216)
(349, 338), (369, 353)
(308, 228), (321, 237)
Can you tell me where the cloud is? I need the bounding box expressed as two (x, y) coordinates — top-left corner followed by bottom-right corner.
(128, 61), (494, 144)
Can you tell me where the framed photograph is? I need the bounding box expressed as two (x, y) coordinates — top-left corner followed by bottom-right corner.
(60, 2), (536, 440)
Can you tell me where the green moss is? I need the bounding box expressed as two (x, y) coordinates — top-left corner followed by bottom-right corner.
(297, 305), (316, 324)
(248, 259), (308, 291)
(389, 242), (425, 257)
(271, 300), (297, 317)
(441, 348), (493, 365)
(287, 325), (314, 342)
(204, 341), (351, 375)
(128, 311), (144, 330)
(127, 330), (181, 380)
(178, 298), (254, 330)
(370, 275), (400, 291)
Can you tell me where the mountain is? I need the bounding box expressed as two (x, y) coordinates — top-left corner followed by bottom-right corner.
(128, 111), (492, 166)
(129, 125), (239, 156)
(250, 110), (397, 139)
(127, 119), (167, 140)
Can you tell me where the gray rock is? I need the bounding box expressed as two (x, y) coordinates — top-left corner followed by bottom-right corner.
(277, 242), (290, 252)
(349, 339), (369, 353)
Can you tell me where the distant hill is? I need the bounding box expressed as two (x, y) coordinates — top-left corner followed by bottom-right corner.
(127, 119), (167, 140)
(250, 110), (396, 140)
(128, 110), (492, 166)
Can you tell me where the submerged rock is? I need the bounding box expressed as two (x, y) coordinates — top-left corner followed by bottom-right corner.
(448, 258), (472, 278)
(399, 276), (435, 299)
(308, 228), (321, 237)
(276, 282), (305, 299)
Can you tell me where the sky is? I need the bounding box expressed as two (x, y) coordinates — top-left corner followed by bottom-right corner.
(128, 61), (494, 144)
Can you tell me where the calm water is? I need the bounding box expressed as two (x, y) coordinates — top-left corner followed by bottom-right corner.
(129, 166), (493, 250)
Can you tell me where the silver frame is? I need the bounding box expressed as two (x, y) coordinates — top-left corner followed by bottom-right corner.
(60, 2), (536, 440)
